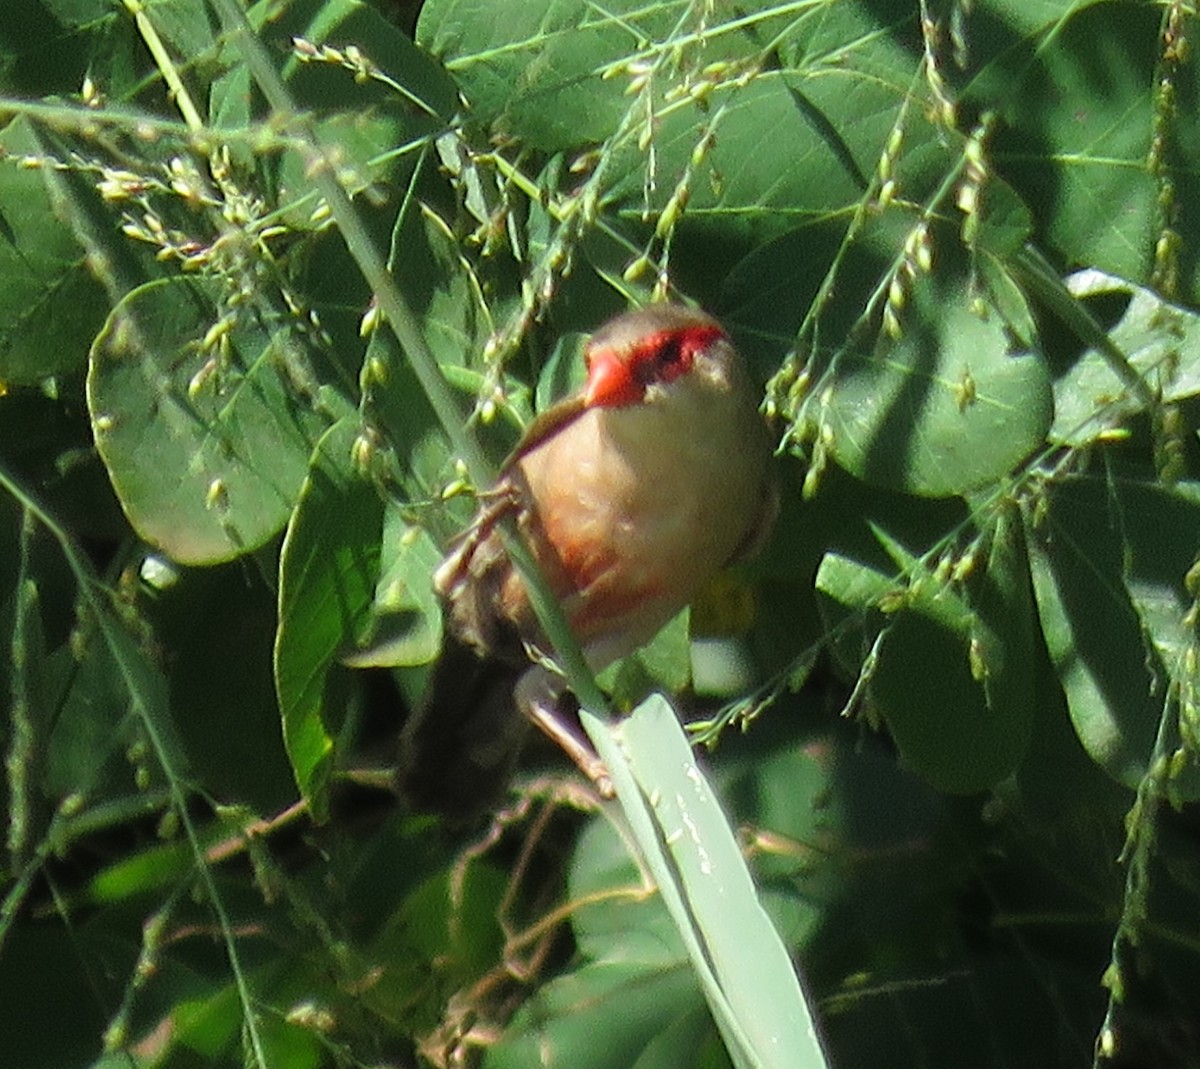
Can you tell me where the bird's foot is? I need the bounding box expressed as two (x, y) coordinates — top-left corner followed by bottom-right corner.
(527, 696), (615, 798)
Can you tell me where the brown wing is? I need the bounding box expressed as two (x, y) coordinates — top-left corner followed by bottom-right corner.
(499, 396), (588, 475)
(435, 396), (586, 593)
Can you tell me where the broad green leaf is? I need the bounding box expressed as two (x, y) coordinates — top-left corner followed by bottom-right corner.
(1051, 271), (1200, 445)
(598, 609), (692, 711)
(42, 607), (184, 808)
(416, 0), (685, 151)
(369, 861), (508, 1004)
(1023, 477), (1177, 787)
(487, 962), (702, 1069)
(137, 0), (216, 61)
(606, 70), (930, 244)
(983, 3), (1199, 293)
(273, 0), (456, 119)
(0, 117), (109, 383)
(814, 273), (1052, 497)
(87, 276), (332, 564)
(568, 816), (685, 968)
(275, 419), (384, 819)
(817, 507), (1037, 793)
(419, 0), (943, 244)
(972, 0), (1112, 36)
(343, 501), (442, 668)
(208, 0), (456, 227)
(38, 0), (113, 25)
(876, 512), (1035, 793)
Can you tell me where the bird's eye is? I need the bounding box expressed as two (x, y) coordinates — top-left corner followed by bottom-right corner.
(656, 335), (684, 366)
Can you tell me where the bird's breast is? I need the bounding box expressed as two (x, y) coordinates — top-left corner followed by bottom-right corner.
(513, 394), (768, 658)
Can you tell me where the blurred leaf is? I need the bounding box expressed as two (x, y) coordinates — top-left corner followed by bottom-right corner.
(88, 276), (333, 564)
(153, 563), (296, 811)
(37, 0), (114, 26)
(598, 609), (692, 711)
(139, 0), (216, 59)
(488, 962), (704, 1069)
(534, 330), (588, 414)
(568, 817), (684, 968)
(970, 0), (1113, 35)
(0, 925), (113, 1067)
(814, 271), (1052, 497)
(276, 418), (384, 820)
(367, 860), (508, 1030)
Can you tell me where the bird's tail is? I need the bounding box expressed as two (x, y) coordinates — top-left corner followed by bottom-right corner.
(396, 630), (529, 822)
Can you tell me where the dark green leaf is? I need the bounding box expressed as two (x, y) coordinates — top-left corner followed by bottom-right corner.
(275, 418), (384, 819)
(0, 117), (109, 382)
(1023, 476), (1178, 787)
(88, 277), (333, 564)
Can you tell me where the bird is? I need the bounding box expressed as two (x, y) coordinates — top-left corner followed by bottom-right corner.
(397, 303), (777, 819)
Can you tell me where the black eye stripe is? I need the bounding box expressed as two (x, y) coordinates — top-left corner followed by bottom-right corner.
(657, 336), (683, 365)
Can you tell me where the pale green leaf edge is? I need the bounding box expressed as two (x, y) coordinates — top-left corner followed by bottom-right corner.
(582, 697), (829, 1069)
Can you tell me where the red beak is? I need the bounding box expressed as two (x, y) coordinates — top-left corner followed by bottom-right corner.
(584, 348), (643, 408)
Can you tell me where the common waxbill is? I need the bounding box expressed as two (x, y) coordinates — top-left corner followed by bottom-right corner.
(398, 303), (776, 817)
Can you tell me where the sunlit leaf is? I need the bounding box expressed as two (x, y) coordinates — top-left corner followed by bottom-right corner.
(88, 277), (333, 564)
(1051, 271), (1200, 445)
(815, 273), (1052, 497)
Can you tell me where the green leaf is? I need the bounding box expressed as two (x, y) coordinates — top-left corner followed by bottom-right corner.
(0, 117), (109, 383)
(1023, 476), (1178, 787)
(275, 419), (384, 819)
(613, 695), (828, 1069)
(598, 609), (692, 711)
(568, 817), (685, 967)
(815, 272), (1052, 497)
(418, 0), (944, 244)
(1051, 271), (1200, 445)
(983, 3), (1198, 292)
(230, 0), (456, 226)
(38, 0), (113, 26)
(817, 508), (1037, 793)
(487, 962), (703, 1069)
(342, 502), (443, 668)
(87, 277), (332, 564)
(971, 0), (1114, 37)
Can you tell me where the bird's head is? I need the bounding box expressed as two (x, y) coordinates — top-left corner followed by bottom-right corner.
(582, 305), (739, 409)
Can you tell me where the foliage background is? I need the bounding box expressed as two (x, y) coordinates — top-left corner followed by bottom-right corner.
(2, 0), (1200, 1066)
